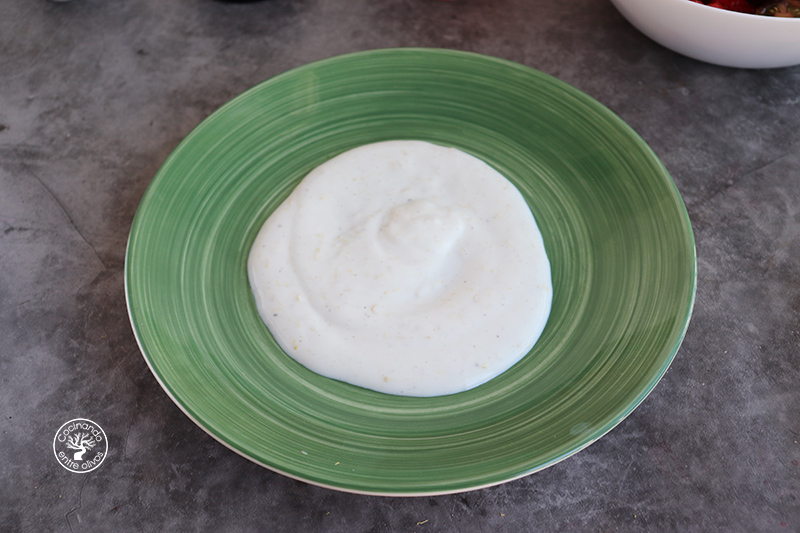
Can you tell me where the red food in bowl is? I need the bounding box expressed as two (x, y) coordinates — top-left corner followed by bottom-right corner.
(690, 0), (756, 13)
(690, 0), (800, 16)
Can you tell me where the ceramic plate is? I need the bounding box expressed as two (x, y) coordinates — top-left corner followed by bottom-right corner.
(125, 49), (696, 495)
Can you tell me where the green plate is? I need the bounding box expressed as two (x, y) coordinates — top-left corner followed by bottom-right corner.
(125, 49), (696, 496)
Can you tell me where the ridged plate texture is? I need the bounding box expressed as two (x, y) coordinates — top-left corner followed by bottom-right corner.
(125, 48), (696, 495)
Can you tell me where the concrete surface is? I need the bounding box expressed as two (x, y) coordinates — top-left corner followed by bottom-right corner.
(1, 0), (798, 531)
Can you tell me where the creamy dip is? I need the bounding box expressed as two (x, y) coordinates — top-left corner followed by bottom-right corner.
(248, 140), (552, 396)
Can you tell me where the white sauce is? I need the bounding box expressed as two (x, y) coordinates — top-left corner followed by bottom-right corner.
(248, 141), (552, 396)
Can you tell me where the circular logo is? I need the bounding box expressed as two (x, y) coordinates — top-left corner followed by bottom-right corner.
(53, 418), (108, 473)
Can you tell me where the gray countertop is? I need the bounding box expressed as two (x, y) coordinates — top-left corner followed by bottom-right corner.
(2, 1), (798, 531)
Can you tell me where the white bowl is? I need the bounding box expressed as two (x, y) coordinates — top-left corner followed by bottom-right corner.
(610, 0), (800, 68)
